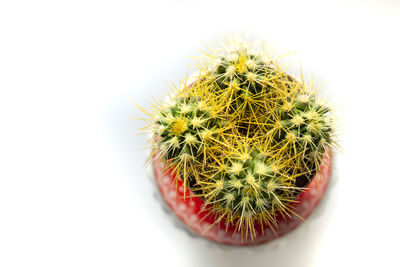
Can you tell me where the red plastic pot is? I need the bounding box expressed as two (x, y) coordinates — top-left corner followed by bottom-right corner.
(152, 151), (332, 246)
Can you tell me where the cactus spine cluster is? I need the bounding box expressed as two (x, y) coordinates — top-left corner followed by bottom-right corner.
(143, 37), (337, 239)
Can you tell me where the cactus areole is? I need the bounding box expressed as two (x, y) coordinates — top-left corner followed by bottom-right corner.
(143, 38), (336, 245)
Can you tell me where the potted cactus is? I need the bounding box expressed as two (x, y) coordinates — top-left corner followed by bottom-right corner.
(141, 37), (336, 246)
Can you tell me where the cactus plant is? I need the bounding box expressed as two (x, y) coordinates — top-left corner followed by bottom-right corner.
(140, 37), (337, 242)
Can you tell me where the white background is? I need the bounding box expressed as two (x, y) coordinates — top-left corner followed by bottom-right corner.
(1, 0), (399, 266)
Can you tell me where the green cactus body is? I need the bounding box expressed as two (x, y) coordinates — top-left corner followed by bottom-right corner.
(270, 94), (333, 174)
(211, 51), (273, 116)
(154, 96), (222, 186)
(201, 148), (299, 236)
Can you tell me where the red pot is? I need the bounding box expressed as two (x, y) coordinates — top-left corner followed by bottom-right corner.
(152, 151), (332, 246)
(153, 153), (332, 246)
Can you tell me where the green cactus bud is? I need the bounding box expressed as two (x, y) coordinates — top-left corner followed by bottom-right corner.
(200, 148), (300, 236)
(154, 96), (223, 184)
(271, 95), (334, 175)
(209, 49), (279, 116)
